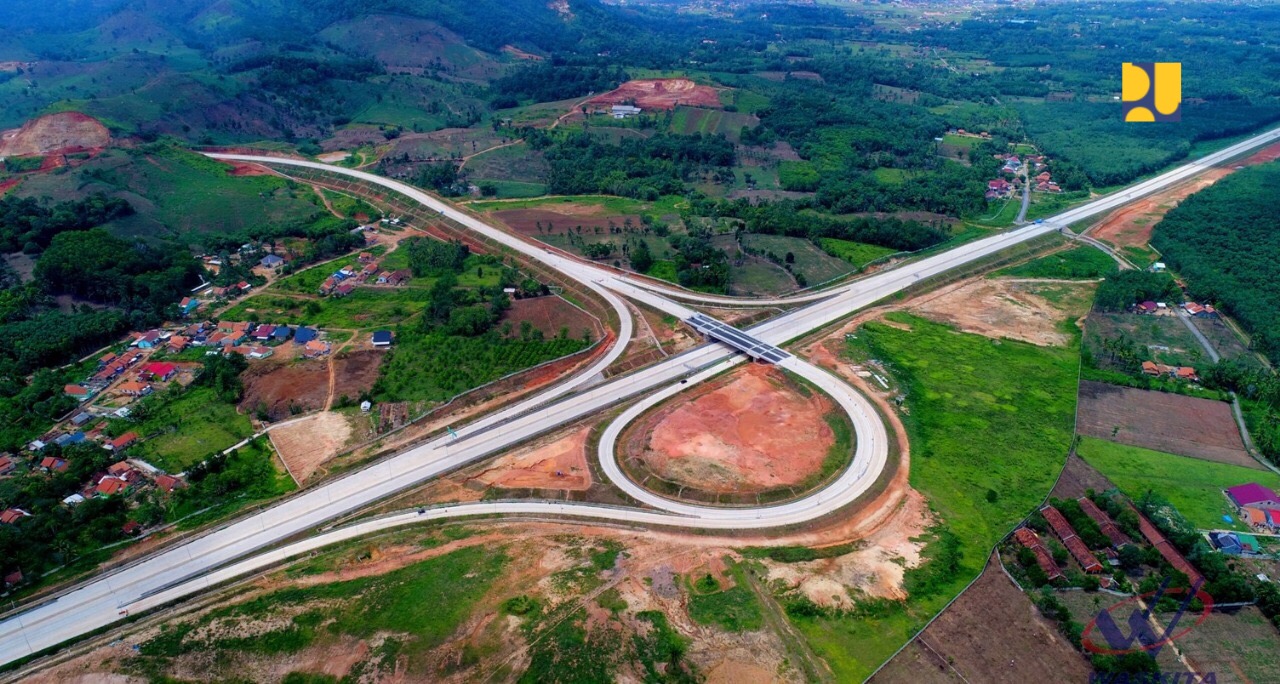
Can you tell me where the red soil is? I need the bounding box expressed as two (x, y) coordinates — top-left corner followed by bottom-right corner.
(0, 112), (109, 157)
(633, 364), (837, 495)
(586, 78), (721, 111)
(0, 178), (20, 195)
(470, 427), (591, 491)
(224, 161), (273, 176)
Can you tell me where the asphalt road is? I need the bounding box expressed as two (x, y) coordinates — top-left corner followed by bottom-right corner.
(3, 126), (1279, 669)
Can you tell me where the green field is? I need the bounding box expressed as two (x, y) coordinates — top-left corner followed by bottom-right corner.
(992, 244), (1119, 279)
(131, 386), (256, 472)
(1076, 436), (1280, 530)
(818, 238), (899, 270)
(794, 313), (1080, 680)
(741, 234), (855, 286)
(222, 288), (433, 330)
(15, 146), (326, 243)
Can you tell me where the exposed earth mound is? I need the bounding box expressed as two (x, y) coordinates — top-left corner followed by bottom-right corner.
(0, 112), (110, 157)
(625, 364), (839, 495)
(587, 78), (722, 111)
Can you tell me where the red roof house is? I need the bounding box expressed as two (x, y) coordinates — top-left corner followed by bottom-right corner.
(40, 456), (69, 472)
(96, 476), (129, 497)
(140, 362), (178, 381)
(1078, 497), (1131, 548)
(0, 508), (30, 525)
(155, 474), (185, 493)
(107, 432), (139, 451)
(1041, 505), (1104, 573)
(1132, 505), (1203, 585)
(1014, 527), (1064, 581)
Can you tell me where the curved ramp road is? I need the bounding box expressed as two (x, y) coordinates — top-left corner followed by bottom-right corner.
(2, 126), (1279, 669)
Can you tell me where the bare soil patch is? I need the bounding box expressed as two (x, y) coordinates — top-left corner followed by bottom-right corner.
(500, 295), (598, 339)
(239, 359), (330, 421)
(223, 161), (272, 176)
(468, 426), (591, 491)
(331, 350), (383, 402)
(0, 112), (109, 157)
(586, 78), (721, 111)
(270, 412), (354, 482)
(909, 277), (1095, 347)
(1076, 380), (1254, 467)
(870, 553), (1092, 684)
(623, 364), (838, 496)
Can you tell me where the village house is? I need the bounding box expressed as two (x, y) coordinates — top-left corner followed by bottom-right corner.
(293, 327), (318, 345)
(247, 346), (273, 360)
(387, 269), (411, 286)
(0, 508), (30, 525)
(1183, 302), (1219, 318)
(40, 456), (69, 473)
(260, 254), (285, 269)
(1013, 527), (1064, 582)
(1041, 505), (1104, 573)
(95, 476), (130, 497)
(168, 335), (189, 352)
(155, 474), (185, 493)
(139, 362), (179, 382)
(106, 432), (139, 452)
(372, 330), (394, 348)
(133, 331), (162, 349)
(357, 252), (374, 264)
(304, 340), (330, 358)
(0, 454), (15, 476)
(1226, 483), (1280, 511)
(179, 297), (200, 315)
(253, 324), (276, 341)
(117, 380), (153, 397)
(64, 384), (94, 401)
(319, 276), (338, 295)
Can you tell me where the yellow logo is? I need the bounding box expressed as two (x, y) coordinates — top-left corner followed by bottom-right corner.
(1123, 62), (1181, 122)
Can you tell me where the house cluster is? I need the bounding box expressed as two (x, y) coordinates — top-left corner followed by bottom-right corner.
(985, 178), (1014, 199)
(1134, 504), (1205, 585)
(948, 128), (993, 139)
(319, 253), (408, 296)
(1225, 483), (1280, 535)
(1140, 361), (1198, 382)
(206, 280), (254, 301)
(1031, 170), (1061, 193)
(1014, 498), (1146, 588)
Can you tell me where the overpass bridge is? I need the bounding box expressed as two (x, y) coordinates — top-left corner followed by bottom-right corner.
(686, 313), (789, 363)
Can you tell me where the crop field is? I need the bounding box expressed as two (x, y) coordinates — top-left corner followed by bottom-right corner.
(801, 314), (1079, 680)
(1075, 381), (1252, 468)
(818, 238), (898, 270)
(1077, 436), (1280, 529)
(668, 106), (757, 141)
(870, 555), (1091, 684)
(741, 233), (855, 286)
(1171, 607), (1280, 683)
(728, 259), (794, 296)
(464, 142), (549, 188)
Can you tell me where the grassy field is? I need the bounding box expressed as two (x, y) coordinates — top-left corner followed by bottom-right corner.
(131, 386), (255, 472)
(1076, 436), (1280, 530)
(992, 244), (1118, 279)
(222, 288), (433, 330)
(468, 194), (686, 217)
(818, 237), (899, 270)
(740, 234), (854, 286)
(686, 562), (764, 632)
(795, 313), (1080, 680)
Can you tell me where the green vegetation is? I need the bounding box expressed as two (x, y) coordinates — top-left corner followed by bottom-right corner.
(818, 238), (899, 270)
(1093, 270), (1180, 312)
(139, 545), (506, 667)
(740, 233), (854, 286)
(1077, 436), (1280, 530)
(129, 386), (255, 473)
(687, 563), (763, 632)
(1152, 162), (1280, 360)
(993, 245), (1118, 280)
(794, 313), (1079, 680)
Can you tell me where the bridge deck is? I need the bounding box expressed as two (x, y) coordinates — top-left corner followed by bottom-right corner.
(686, 313), (789, 363)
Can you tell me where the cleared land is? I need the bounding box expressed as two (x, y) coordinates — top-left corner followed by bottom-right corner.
(500, 295), (599, 339)
(240, 358), (332, 421)
(469, 426), (591, 491)
(270, 411), (356, 483)
(586, 78), (721, 110)
(623, 365), (840, 496)
(0, 111), (110, 156)
(869, 554), (1091, 684)
(1077, 436), (1280, 529)
(908, 277), (1096, 347)
(1076, 380), (1252, 468)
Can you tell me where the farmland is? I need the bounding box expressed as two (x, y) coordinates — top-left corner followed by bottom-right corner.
(131, 385), (256, 473)
(818, 238), (899, 270)
(1076, 381), (1253, 469)
(740, 234), (855, 287)
(1076, 436), (1280, 529)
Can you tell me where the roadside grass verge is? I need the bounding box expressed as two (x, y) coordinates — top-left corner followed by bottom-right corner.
(789, 313), (1079, 680)
(1076, 436), (1280, 530)
(992, 244), (1118, 279)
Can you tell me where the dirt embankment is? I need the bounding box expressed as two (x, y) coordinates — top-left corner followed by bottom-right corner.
(624, 364), (838, 495)
(586, 78), (722, 111)
(0, 111), (110, 157)
(908, 276), (1094, 347)
(468, 426), (591, 491)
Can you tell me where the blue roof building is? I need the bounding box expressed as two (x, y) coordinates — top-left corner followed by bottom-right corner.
(272, 326), (292, 341)
(293, 327), (318, 344)
(372, 330), (393, 347)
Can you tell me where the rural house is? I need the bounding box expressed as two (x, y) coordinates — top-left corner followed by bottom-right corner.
(1013, 527), (1064, 581)
(179, 297), (200, 315)
(260, 254), (285, 269)
(139, 362), (178, 382)
(64, 384), (93, 401)
(107, 432), (139, 452)
(372, 330), (393, 348)
(1226, 483), (1280, 511)
(1040, 505), (1104, 573)
(0, 508), (30, 525)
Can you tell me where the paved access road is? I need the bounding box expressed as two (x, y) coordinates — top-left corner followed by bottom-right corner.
(3, 126), (1279, 669)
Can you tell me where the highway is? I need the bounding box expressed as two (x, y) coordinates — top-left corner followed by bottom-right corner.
(2, 125), (1278, 669)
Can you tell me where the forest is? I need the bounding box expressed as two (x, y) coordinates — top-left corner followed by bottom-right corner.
(1151, 163), (1280, 360)
(0, 193), (133, 253)
(689, 197), (948, 253)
